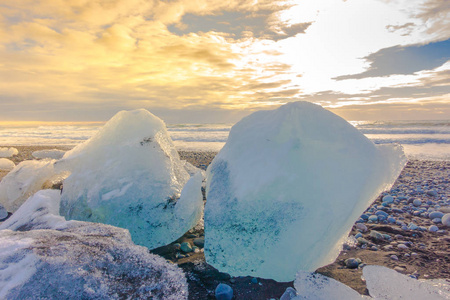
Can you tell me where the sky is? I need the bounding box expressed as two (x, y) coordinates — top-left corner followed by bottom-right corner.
(0, 0), (449, 123)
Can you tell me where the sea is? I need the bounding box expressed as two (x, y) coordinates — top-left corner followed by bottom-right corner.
(0, 120), (449, 161)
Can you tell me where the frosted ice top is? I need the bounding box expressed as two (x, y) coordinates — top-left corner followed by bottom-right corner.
(58, 109), (203, 249)
(0, 190), (188, 300)
(205, 101), (406, 281)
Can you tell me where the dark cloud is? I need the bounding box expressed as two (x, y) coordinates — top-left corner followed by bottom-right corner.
(335, 38), (450, 80)
(168, 10), (311, 40)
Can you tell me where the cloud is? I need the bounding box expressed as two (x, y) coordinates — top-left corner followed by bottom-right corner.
(335, 38), (450, 80)
(0, 0), (448, 122)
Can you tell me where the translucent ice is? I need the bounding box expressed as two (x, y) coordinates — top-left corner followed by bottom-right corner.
(0, 160), (65, 212)
(287, 271), (369, 299)
(0, 191), (188, 299)
(283, 266), (449, 299)
(0, 190), (66, 231)
(0, 147), (18, 158)
(58, 109), (203, 249)
(364, 265), (450, 299)
(0, 159), (14, 171)
(32, 149), (66, 160)
(205, 102), (406, 281)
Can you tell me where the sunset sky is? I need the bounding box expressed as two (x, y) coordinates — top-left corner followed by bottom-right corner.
(1, 0), (449, 123)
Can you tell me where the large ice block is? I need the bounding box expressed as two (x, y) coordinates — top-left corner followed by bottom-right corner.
(205, 101), (406, 281)
(0, 190), (188, 300)
(58, 109), (203, 249)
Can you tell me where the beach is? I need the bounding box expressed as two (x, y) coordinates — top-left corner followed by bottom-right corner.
(1, 146), (449, 299)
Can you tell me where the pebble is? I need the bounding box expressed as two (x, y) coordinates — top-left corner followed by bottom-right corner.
(394, 266), (407, 274)
(345, 258), (360, 269)
(428, 225), (439, 232)
(355, 232), (363, 239)
(442, 214), (450, 227)
(413, 199), (422, 207)
(193, 237), (205, 248)
(370, 230), (384, 240)
(360, 214), (369, 220)
(390, 255), (399, 261)
(368, 215), (378, 222)
(387, 217), (396, 223)
(382, 195), (394, 204)
(355, 223), (368, 232)
(180, 242), (193, 253)
(215, 283), (233, 300)
(251, 277), (258, 284)
(427, 190), (438, 197)
(408, 223), (418, 230)
(398, 244), (409, 250)
(357, 237), (369, 245)
(429, 211), (444, 219)
(432, 218), (442, 224)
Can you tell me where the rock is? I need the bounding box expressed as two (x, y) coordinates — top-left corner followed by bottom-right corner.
(360, 214), (369, 220)
(375, 210), (389, 218)
(382, 195), (394, 204)
(357, 237), (369, 245)
(194, 237), (205, 248)
(398, 244), (408, 250)
(355, 232), (363, 239)
(412, 199), (422, 207)
(426, 190), (438, 197)
(355, 223), (368, 232)
(369, 215), (379, 222)
(345, 258), (360, 269)
(439, 207), (450, 213)
(180, 242), (193, 253)
(429, 211), (444, 219)
(442, 214), (450, 227)
(394, 266), (407, 274)
(251, 277), (258, 284)
(432, 218), (442, 224)
(215, 283), (233, 300)
(390, 255), (398, 261)
(370, 230), (384, 240)
(408, 223), (418, 230)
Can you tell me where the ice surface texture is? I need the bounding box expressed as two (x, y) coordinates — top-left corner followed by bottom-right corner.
(0, 158), (14, 171)
(58, 109), (203, 249)
(0, 147), (18, 158)
(0, 160), (64, 212)
(364, 265), (450, 299)
(283, 266), (449, 299)
(32, 149), (65, 160)
(205, 102), (406, 281)
(0, 190), (188, 300)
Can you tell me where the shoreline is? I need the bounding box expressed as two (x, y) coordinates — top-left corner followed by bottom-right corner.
(0, 146), (449, 299)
